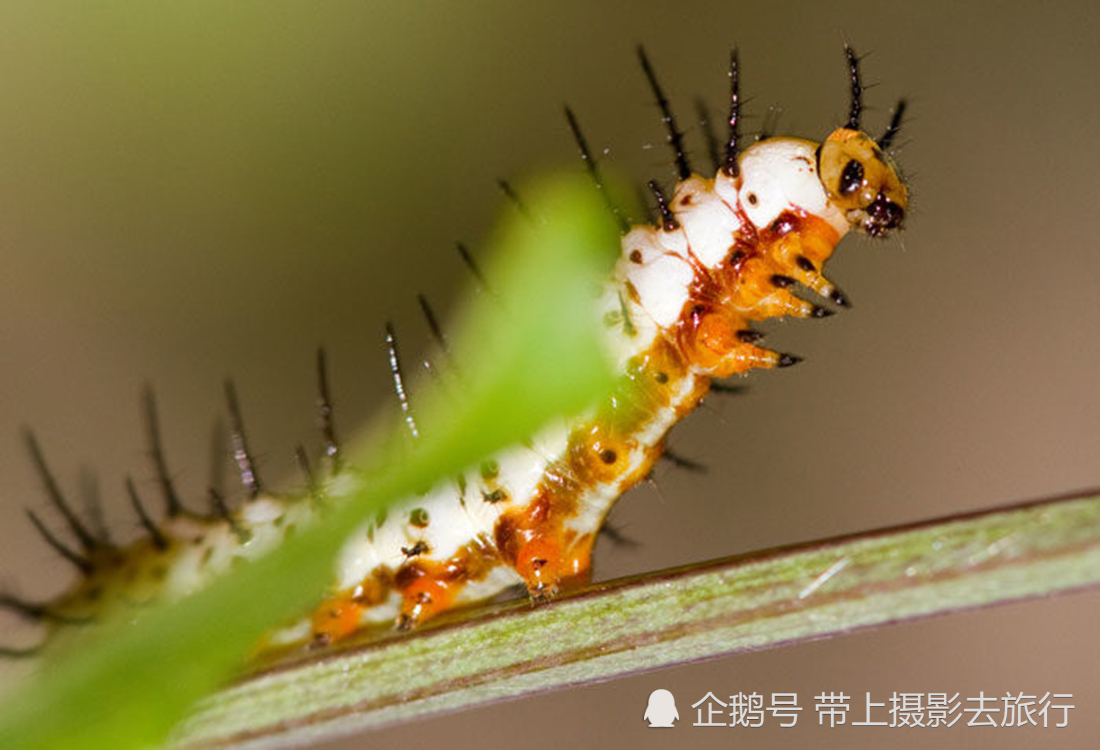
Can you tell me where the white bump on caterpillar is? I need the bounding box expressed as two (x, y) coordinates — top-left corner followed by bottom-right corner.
(596, 280), (659, 376)
(622, 229), (694, 329)
(671, 176), (743, 268)
(727, 139), (847, 235)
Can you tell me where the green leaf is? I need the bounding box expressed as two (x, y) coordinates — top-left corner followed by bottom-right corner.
(0, 173), (620, 750)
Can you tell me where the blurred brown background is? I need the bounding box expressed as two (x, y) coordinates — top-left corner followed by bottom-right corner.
(1, 2), (1098, 748)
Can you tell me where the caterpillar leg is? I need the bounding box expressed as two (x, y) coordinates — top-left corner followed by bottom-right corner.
(494, 493), (594, 600)
(310, 575), (391, 645)
(396, 571), (461, 630)
(311, 595), (365, 646)
(762, 215), (849, 307)
(513, 531), (593, 599)
(724, 257), (834, 321)
(685, 308), (802, 377)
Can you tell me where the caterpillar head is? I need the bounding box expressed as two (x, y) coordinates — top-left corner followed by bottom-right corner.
(818, 128), (908, 238)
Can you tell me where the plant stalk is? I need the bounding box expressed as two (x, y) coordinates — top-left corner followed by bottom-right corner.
(174, 487), (1100, 750)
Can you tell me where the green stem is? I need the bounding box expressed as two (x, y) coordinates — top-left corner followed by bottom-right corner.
(174, 488), (1100, 749)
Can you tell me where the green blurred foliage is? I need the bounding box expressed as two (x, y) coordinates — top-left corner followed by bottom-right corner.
(0, 173), (619, 750)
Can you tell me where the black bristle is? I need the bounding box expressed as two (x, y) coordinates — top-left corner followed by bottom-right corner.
(126, 476), (168, 551)
(647, 180), (679, 231)
(315, 348), (340, 468)
(637, 45), (692, 180)
(208, 488), (249, 543)
(456, 241), (491, 293)
(0, 593), (89, 625)
(26, 509), (92, 575)
(23, 430), (97, 552)
(224, 379), (263, 499)
(722, 47), (741, 178)
(401, 540), (430, 558)
(564, 105), (629, 232)
(497, 179), (532, 221)
(143, 385), (186, 517)
(417, 294), (449, 355)
(598, 522), (640, 548)
(844, 45), (863, 131)
(661, 448), (708, 474)
(0, 593), (47, 621)
(385, 322), (419, 439)
(709, 382), (749, 396)
(878, 99), (907, 149)
(295, 445), (324, 509)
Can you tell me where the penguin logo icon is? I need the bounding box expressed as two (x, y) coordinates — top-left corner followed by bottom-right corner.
(643, 689), (679, 727)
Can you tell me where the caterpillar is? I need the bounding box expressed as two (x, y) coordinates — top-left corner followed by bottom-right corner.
(4, 46), (908, 656)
